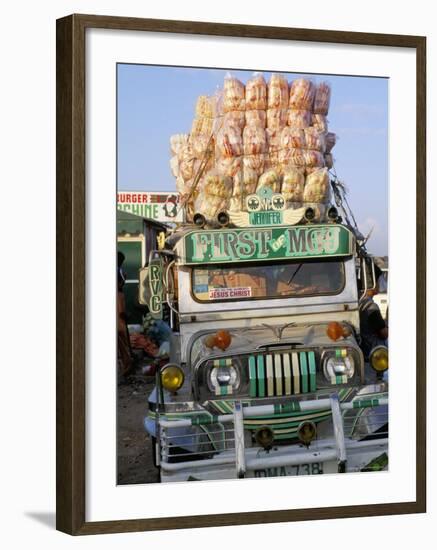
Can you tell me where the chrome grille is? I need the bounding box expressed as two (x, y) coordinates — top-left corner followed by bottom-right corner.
(248, 351), (317, 397)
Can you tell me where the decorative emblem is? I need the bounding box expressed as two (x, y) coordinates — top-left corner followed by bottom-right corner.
(246, 194), (261, 212)
(271, 194), (286, 211)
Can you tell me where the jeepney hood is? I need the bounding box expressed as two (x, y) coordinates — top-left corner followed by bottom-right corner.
(189, 322), (359, 368)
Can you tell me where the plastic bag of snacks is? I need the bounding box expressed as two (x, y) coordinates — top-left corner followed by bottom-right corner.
(215, 125), (243, 157)
(324, 153), (334, 169)
(257, 169), (281, 194)
(325, 132), (337, 153)
(232, 169), (258, 200)
(289, 79), (315, 110)
(175, 176), (193, 197)
(191, 134), (213, 157)
(245, 109), (267, 128)
(304, 128), (326, 152)
(267, 74), (289, 109)
(215, 156), (242, 178)
(204, 171), (233, 198)
(195, 95), (215, 118)
(170, 156), (180, 178)
(287, 109), (312, 129)
(223, 111), (246, 129)
(191, 118), (204, 136)
(303, 150), (325, 168)
(313, 82), (331, 115)
(194, 192), (229, 220)
(223, 74), (245, 112)
(265, 129), (282, 173)
(282, 168), (305, 202)
(266, 128), (281, 152)
(303, 168), (330, 203)
(245, 72), (267, 110)
(286, 148), (306, 167)
(179, 157), (199, 181)
(267, 108), (288, 130)
(281, 127), (305, 149)
(243, 153), (266, 175)
(201, 117), (214, 136)
(305, 166), (322, 176)
(170, 134), (189, 156)
(311, 114), (328, 133)
(243, 125), (267, 155)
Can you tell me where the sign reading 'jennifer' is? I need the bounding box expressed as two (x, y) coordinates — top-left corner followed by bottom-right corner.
(179, 225), (353, 265)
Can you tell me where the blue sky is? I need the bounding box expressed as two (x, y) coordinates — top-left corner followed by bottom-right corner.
(117, 64), (388, 256)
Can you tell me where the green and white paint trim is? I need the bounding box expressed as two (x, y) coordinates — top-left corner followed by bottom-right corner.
(158, 391), (388, 432)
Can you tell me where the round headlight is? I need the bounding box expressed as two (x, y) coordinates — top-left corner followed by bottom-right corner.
(161, 364), (184, 392)
(208, 360), (240, 394)
(323, 349), (355, 382)
(369, 346), (388, 372)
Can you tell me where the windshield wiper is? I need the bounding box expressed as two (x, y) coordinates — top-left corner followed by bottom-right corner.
(287, 263), (303, 285)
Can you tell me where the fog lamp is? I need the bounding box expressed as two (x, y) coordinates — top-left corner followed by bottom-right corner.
(255, 426), (274, 450)
(161, 364), (185, 392)
(369, 346), (388, 373)
(304, 207), (315, 222)
(193, 213), (206, 228)
(327, 206), (339, 221)
(297, 421), (317, 447)
(217, 211), (230, 227)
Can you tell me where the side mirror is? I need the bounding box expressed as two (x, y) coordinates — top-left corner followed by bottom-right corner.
(358, 256), (377, 297)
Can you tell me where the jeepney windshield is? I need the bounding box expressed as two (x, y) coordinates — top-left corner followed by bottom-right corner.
(191, 258), (345, 302)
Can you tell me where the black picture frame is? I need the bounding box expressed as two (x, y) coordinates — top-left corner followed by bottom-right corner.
(56, 13), (426, 535)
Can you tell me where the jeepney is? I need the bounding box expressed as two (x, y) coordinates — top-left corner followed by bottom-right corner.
(142, 190), (388, 482)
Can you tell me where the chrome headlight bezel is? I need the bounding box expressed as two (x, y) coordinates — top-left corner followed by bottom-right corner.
(207, 360), (241, 394)
(195, 356), (249, 400)
(321, 348), (357, 384)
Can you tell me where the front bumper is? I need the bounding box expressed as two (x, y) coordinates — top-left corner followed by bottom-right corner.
(147, 391), (388, 482)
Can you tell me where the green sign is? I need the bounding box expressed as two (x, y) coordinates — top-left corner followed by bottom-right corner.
(178, 225), (353, 265)
(148, 257), (163, 319)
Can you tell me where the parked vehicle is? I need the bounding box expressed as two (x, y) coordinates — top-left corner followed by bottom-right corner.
(141, 190), (388, 482)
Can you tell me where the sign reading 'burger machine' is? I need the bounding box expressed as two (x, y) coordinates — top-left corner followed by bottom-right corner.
(178, 225), (353, 265)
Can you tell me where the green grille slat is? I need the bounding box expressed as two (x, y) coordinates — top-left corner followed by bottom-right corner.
(249, 356), (257, 397)
(299, 352), (309, 393)
(257, 355), (266, 397)
(308, 351), (317, 392)
(248, 351), (317, 398)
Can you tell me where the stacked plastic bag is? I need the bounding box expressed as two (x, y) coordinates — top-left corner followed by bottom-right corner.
(170, 73), (338, 223)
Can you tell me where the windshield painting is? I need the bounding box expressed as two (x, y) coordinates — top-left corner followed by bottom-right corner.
(192, 259), (345, 302)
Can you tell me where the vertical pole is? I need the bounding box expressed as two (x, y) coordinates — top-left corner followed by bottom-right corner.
(234, 401), (246, 478)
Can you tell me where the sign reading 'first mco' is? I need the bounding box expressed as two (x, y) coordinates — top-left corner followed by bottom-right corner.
(178, 225), (353, 265)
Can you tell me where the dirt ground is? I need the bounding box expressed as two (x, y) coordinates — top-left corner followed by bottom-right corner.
(117, 372), (160, 485)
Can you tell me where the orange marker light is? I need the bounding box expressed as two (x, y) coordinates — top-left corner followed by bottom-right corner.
(204, 330), (232, 351)
(327, 322), (344, 341)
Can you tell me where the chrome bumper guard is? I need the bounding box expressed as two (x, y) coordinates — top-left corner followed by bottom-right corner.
(157, 393), (388, 477)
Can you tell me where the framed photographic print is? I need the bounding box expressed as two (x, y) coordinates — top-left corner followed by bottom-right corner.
(56, 14), (426, 535)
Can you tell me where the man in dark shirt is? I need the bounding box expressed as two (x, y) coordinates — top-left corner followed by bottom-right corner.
(117, 251), (133, 376)
(359, 270), (388, 360)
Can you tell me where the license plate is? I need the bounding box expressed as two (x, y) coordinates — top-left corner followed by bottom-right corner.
(253, 462), (324, 477)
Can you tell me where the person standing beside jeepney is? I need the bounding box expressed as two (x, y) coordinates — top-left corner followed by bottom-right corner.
(359, 267), (388, 361)
(117, 251), (133, 376)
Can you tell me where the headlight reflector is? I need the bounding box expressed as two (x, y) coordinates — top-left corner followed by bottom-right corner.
(323, 348), (355, 383)
(161, 364), (185, 392)
(369, 345), (388, 372)
(207, 359), (240, 395)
